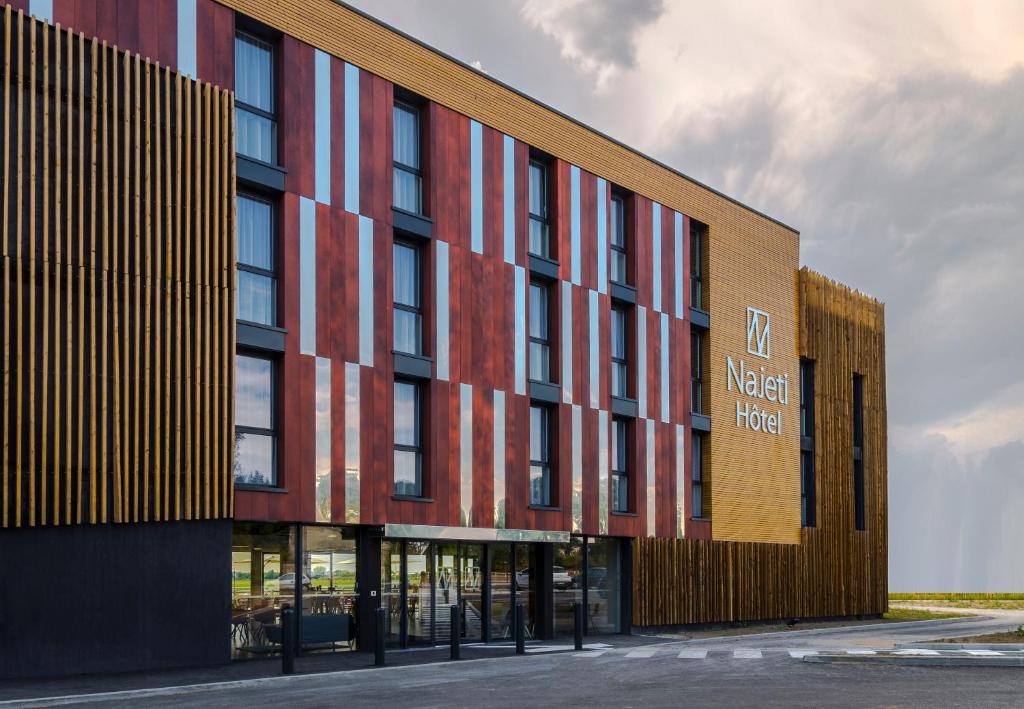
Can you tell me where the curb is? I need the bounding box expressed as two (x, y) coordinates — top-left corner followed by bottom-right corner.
(897, 642), (1024, 651)
(804, 653), (1024, 668)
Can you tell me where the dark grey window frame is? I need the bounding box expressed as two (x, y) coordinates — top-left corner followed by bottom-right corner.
(610, 191), (628, 285)
(528, 157), (552, 259)
(690, 329), (703, 415)
(393, 378), (425, 498)
(611, 417), (630, 513)
(393, 237), (424, 356)
(236, 190), (278, 328)
(611, 304), (628, 399)
(529, 404), (553, 507)
(528, 280), (552, 384)
(234, 351), (279, 489)
(392, 99), (424, 215)
(690, 221), (706, 311)
(800, 358), (816, 528)
(853, 373), (865, 531)
(691, 432), (706, 520)
(234, 30), (278, 165)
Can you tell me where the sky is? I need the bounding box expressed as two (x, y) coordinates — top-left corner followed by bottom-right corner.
(345, 0), (1024, 591)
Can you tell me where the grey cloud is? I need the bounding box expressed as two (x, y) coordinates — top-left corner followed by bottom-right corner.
(548, 0), (666, 71)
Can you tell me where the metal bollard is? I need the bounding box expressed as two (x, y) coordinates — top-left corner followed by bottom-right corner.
(574, 601), (584, 651)
(374, 607), (386, 666)
(515, 603), (525, 655)
(450, 605), (461, 660)
(281, 605), (295, 675)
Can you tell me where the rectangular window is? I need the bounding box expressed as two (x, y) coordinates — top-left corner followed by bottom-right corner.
(528, 281), (550, 382)
(394, 380), (423, 497)
(690, 330), (703, 414)
(800, 359), (816, 527)
(234, 354), (277, 486)
(235, 32), (277, 163)
(853, 374), (865, 530)
(610, 193), (627, 284)
(528, 159), (550, 258)
(393, 101), (423, 214)
(393, 240), (422, 355)
(690, 221), (706, 311)
(236, 193), (276, 326)
(611, 305), (628, 398)
(611, 417), (629, 513)
(529, 405), (552, 506)
(691, 432), (706, 519)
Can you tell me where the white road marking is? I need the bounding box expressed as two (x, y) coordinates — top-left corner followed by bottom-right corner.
(893, 649), (940, 656)
(677, 649), (708, 659)
(845, 649), (877, 655)
(625, 648), (658, 658)
(575, 650), (607, 658)
(733, 649), (762, 659)
(964, 649), (1003, 656)
(788, 650), (817, 658)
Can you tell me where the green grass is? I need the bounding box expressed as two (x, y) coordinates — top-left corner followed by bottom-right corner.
(882, 607), (971, 621)
(890, 593), (1024, 601)
(933, 627), (1024, 644)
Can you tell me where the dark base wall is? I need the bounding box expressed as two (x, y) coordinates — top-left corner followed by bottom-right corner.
(0, 520), (230, 679)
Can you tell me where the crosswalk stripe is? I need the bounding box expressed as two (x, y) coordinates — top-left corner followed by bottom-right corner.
(677, 649), (708, 659)
(733, 649), (762, 659)
(964, 649), (1003, 656)
(845, 649), (877, 655)
(575, 650), (607, 658)
(625, 649), (657, 658)
(788, 650), (817, 658)
(893, 649), (940, 656)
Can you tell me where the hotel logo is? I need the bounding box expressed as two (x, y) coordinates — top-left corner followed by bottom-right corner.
(746, 307), (770, 359)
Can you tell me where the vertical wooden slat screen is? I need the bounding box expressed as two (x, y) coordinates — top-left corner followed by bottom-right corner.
(633, 267), (887, 625)
(0, 8), (235, 528)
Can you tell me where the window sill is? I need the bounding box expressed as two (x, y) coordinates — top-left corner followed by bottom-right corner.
(235, 484), (289, 494)
(610, 510), (638, 517)
(691, 517), (710, 523)
(610, 281), (637, 305)
(528, 504), (561, 511)
(528, 253), (560, 281)
(391, 495), (433, 503)
(392, 207), (433, 240)
(237, 321), (287, 353)
(236, 154), (287, 192)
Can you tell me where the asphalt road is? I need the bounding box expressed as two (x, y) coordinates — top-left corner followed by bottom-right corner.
(30, 610), (1024, 709)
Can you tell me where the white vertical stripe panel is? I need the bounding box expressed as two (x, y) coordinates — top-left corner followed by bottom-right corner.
(494, 390), (506, 529)
(344, 362), (361, 524)
(344, 63), (360, 214)
(570, 166), (581, 285)
(588, 289), (600, 409)
(675, 424), (685, 538)
(514, 267), (527, 396)
(503, 135), (516, 264)
(314, 50), (332, 205)
(660, 313), (670, 423)
(674, 212), (684, 318)
(460, 384), (474, 526)
(29, 0), (53, 22)
(598, 409), (609, 535)
(471, 121), (484, 253)
(299, 198), (317, 355)
(571, 405), (583, 533)
(561, 281), (573, 403)
(637, 305), (648, 418)
(436, 241), (450, 380)
(358, 216), (374, 366)
(176, 0), (197, 78)
(652, 203), (662, 312)
(314, 358), (332, 523)
(596, 177), (608, 295)
(646, 419), (656, 537)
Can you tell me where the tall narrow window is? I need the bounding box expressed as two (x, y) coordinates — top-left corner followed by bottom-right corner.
(235, 354), (277, 486)
(853, 374), (865, 530)
(393, 101), (422, 214)
(691, 432), (706, 519)
(611, 417), (629, 512)
(529, 405), (552, 506)
(690, 222), (706, 311)
(236, 193), (276, 326)
(528, 281), (550, 382)
(393, 240), (422, 355)
(528, 159), (550, 258)
(235, 32), (277, 163)
(611, 305), (628, 398)
(394, 380), (423, 497)
(690, 330), (703, 414)
(800, 359), (816, 528)
(610, 193), (627, 284)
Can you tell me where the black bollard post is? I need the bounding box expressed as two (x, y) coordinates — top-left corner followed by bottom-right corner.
(281, 605), (295, 675)
(574, 601), (584, 651)
(515, 603), (525, 655)
(450, 605), (461, 660)
(374, 607), (386, 666)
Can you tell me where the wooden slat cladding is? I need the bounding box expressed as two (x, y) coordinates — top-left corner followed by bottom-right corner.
(0, 8), (235, 527)
(633, 268), (887, 625)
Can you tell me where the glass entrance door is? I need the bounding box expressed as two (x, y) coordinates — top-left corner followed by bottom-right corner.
(490, 543), (514, 639)
(460, 544), (484, 641)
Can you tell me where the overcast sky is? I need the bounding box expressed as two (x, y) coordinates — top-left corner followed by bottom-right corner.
(346, 0), (1024, 591)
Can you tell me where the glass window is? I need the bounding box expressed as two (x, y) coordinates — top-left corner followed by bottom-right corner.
(393, 241), (422, 355)
(610, 194), (627, 284)
(528, 282), (550, 383)
(393, 102), (423, 214)
(611, 306), (627, 398)
(235, 32), (277, 163)
(611, 418), (629, 513)
(690, 222), (705, 310)
(853, 374), (865, 531)
(800, 359), (816, 527)
(552, 540), (582, 637)
(301, 526), (357, 651)
(394, 380), (423, 497)
(691, 330), (703, 414)
(231, 523), (296, 659)
(235, 354), (276, 486)
(586, 537), (622, 634)
(528, 159), (550, 258)
(691, 432), (705, 519)
(529, 405), (551, 506)
(236, 194), (276, 326)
